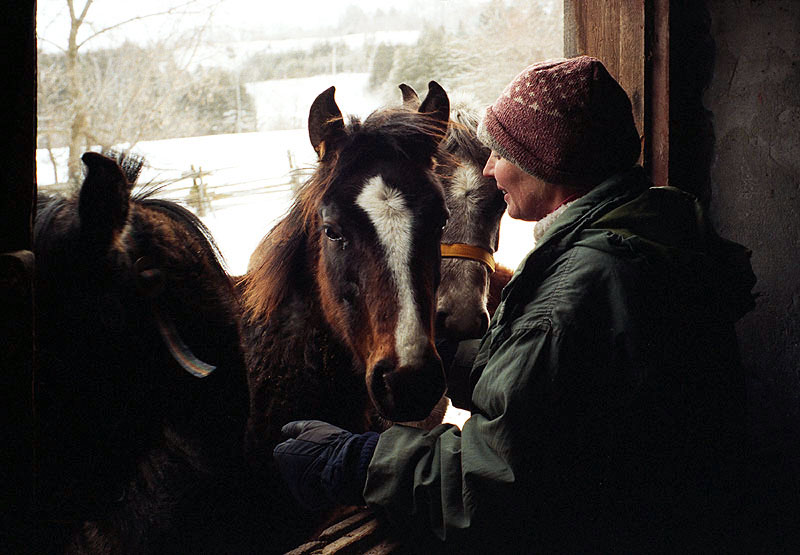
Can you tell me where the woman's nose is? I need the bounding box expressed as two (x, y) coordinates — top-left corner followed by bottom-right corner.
(483, 156), (495, 177)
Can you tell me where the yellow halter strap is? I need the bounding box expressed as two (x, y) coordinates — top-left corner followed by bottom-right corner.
(440, 243), (496, 273)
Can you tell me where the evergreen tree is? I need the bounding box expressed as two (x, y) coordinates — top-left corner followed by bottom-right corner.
(369, 43), (397, 91)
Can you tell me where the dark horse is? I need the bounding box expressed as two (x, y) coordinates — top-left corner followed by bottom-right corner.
(240, 83), (451, 550)
(34, 152), (250, 554)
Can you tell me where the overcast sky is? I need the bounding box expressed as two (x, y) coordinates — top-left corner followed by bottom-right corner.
(36, 0), (455, 51)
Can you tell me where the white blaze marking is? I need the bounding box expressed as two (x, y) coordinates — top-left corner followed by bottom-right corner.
(357, 175), (425, 367)
(450, 164), (482, 198)
(450, 165), (483, 221)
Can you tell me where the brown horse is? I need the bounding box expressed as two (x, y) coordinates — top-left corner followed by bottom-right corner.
(34, 152), (251, 553)
(240, 83), (451, 551)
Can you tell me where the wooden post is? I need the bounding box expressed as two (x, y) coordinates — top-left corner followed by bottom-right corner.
(189, 165), (212, 217)
(288, 149), (302, 190)
(563, 0), (648, 170)
(646, 0), (670, 187)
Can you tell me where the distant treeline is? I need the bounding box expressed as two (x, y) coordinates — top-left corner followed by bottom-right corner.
(241, 41), (365, 82)
(239, 0), (563, 108)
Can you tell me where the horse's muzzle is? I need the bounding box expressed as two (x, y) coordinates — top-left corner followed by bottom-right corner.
(369, 352), (446, 422)
(435, 307), (490, 341)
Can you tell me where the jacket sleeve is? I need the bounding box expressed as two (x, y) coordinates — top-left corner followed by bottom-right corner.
(363, 320), (559, 551)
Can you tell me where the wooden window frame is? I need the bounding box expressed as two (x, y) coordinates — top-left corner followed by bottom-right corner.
(2, 2), (36, 551)
(564, 0), (670, 187)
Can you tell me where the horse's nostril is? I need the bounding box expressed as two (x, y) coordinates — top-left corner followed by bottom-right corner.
(369, 358), (394, 406)
(373, 358), (395, 376)
(375, 357), (446, 422)
(436, 307), (490, 342)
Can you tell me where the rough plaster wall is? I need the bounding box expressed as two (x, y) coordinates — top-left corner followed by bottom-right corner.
(705, 1), (800, 448)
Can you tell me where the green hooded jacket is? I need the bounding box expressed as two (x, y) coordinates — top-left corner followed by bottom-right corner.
(364, 167), (756, 553)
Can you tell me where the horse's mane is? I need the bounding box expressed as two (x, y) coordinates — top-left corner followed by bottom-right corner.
(35, 189), (229, 285)
(241, 107), (447, 324)
(34, 193), (67, 242)
(443, 100), (491, 170)
(136, 196), (228, 274)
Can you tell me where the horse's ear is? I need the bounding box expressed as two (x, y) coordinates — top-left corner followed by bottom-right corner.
(418, 80), (450, 140)
(308, 86), (345, 160)
(78, 151), (133, 250)
(399, 83), (421, 110)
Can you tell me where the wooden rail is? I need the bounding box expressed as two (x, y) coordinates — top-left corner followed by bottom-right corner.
(285, 508), (411, 555)
(38, 166), (313, 214)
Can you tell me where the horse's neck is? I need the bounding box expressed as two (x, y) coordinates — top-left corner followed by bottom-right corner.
(244, 286), (331, 373)
(244, 288), (370, 452)
(243, 211), (373, 460)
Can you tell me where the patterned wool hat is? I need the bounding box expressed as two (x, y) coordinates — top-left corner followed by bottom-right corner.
(477, 56), (641, 188)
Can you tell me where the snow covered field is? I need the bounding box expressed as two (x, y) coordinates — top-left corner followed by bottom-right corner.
(246, 73), (382, 131)
(37, 73), (535, 275)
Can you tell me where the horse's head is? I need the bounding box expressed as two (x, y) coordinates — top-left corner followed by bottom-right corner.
(34, 152), (248, 514)
(37, 151), (246, 379)
(307, 83), (450, 422)
(400, 84), (506, 340)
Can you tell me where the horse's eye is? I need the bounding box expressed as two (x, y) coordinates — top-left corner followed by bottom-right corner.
(323, 225), (343, 242)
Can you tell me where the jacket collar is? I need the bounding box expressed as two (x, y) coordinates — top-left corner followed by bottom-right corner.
(533, 200), (575, 243)
(533, 166), (649, 253)
(496, 167), (649, 314)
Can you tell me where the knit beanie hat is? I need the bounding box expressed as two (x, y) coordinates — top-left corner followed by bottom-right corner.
(477, 56), (641, 188)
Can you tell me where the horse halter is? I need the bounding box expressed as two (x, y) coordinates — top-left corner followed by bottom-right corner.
(440, 243), (496, 273)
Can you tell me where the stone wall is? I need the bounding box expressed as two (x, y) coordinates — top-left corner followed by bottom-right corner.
(704, 1), (800, 548)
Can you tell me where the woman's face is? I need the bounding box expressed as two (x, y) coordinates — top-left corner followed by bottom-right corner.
(483, 152), (562, 221)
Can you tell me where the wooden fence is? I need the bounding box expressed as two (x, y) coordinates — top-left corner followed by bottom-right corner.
(285, 508), (411, 555)
(39, 152), (313, 218)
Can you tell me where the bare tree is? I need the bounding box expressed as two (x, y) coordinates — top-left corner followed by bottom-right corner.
(38, 0), (222, 186)
(447, 0), (563, 105)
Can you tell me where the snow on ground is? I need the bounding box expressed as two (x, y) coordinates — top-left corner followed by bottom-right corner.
(496, 214), (536, 270)
(38, 129), (316, 275)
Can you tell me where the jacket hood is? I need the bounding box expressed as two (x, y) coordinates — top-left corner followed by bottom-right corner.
(583, 174), (757, 322)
